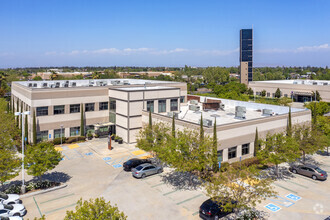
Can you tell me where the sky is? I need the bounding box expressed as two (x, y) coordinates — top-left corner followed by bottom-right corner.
(0, 0), (330, 68)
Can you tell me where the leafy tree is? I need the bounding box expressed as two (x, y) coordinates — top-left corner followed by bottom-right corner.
(261, 90), (266, 97)
(304, 101), (329, 117)
(316, 116), (330, 154)
(246, 88), (253, 95)
(278, 97), (292, 106)
(274, 88), (281, 98)
(50, 71), (59, 80)
(0, 99), (19, 150)
(25, 142), (62, 180)
(33, 112), (37, 144)
(32, 76), (43, 81)
(312, 90), (321, 101)
(172, 114), (175, 138)
(64, 197), (127, 220)
(0, 149), (21, 187)
(258, 133), (298, 177)
(204, 165), (277, 216)
(80, 103), (84, 136)
(200, 114), (204, 141)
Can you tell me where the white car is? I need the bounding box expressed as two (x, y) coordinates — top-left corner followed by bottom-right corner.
(0, 204), (26, 217)
(0, 193), (20, 205)
(0, 216), (23, 220)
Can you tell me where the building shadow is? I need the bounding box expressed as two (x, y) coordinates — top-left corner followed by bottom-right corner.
(160, 170), (203, 190)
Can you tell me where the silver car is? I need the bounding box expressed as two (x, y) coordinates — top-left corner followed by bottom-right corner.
(289, 164), (328, 180)
(132, 163), (163, 178)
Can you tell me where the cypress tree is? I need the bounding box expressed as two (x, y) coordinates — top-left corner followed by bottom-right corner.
(80, 103), (84, 136)
(172, 114), (175, 138)
(33, 111), (37, 144)
(24, 114), (28, 144)
(254, 127), (259, 157)
(286, 107), (292, 137)
(200, 114), (204, 141)
(212, 119), (218, 171)
(312, 101), (317, 128)
(149, 110), (152, 129)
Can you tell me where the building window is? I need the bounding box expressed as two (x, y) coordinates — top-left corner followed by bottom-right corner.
(86, 125), (95, 135)
(170, 99), (178, 111)
(99, 102), (108, 111)
(217, 150), (223, 162)
(37, 130), (48, 142)
(228, 146), (237, 159)
(54, 105), (65, 115)
(110, 99), (116, 112)
(267, 92), (270, 97)
(180, 96), (185, 103)
(242, 143), (250, 155)
(147, 101), (154, 113)
(36, 107), (48, 116)
(109, 112), (116, 123)
(54, 128), (65, 139)
(158, 100), (166, 113)
(272, 93), (275, 98)
(284, 94), (288, 97)
(70, 104), (80, 113)
(85, 103), (95, 112)
(70, 127), (80, 136)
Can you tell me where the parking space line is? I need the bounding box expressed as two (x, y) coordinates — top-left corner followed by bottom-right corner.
(40, 193), (75, 204)
(142, 174), (160, 180)
(151, 183), (165, 188)
(192, 211), (199, 216)
(33, 196), (43, 217)
(44, 203), (77, 215)
(176, 194), (203, 205)
(293, 175), (318, 183)
(74, 149), (84, 158)
(284, 180), (308, 189)
(62, 152), (71, 160)
(163, 190), (178, 196)
(273, 183), (298, 194)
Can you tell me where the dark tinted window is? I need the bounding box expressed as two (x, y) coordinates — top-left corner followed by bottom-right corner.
(85, 103), (95, 112)
(315, 167), (324, 173)
(136, 165), (143, 171)
(99, 102), (108, 110)
(54, 105), (65, 115)
(0, 210), (8, 214)
(36, 106), (48, 116)
(70, 104), (80, 113)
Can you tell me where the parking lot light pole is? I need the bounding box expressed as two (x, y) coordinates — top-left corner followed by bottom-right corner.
(15, 111), (30, 194)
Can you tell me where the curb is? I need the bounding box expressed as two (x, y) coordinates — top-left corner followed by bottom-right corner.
(20, 184), (68, 199)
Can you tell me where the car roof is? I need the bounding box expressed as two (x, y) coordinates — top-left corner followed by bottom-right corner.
(139, 163), (153, 167)
(298, 164), (318, 168)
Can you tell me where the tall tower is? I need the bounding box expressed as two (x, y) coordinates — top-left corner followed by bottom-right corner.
(239, 29), (253, 85)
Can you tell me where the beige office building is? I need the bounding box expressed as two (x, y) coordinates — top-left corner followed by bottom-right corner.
(249, 80), (330, 102)
(11, 79), (187, 144)
(142, 95), (311, 163)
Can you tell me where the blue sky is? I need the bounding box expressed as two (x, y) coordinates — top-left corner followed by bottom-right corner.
(0, 0), (330, 68)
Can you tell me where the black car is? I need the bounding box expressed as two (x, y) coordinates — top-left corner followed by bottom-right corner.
(123, 158), (151, 171)
(199, 198), (235, 220)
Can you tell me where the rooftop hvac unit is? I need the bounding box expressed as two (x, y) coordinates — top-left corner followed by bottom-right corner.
(219, 103), (225, 110)
(323, 82), (328, 86)
(28, 83), (32, 87)
(123, 80), (129, 85)
(190, 100), (198, 105)
(262, 109), (272, 116)
(235, 111), (246, 119)
(55, 83), (60, 88)
(313, 82), (317, 85)
(71, 82), (77, 87)
(42, 83), (48, 88)
(63, 83), (69, 88)
(50, 84), (55, 88)
(33, 83), (37, 87)
(189, 105), (200, 111)
(235, 106), (246, 113)
(293, 81), (298, 84)
(199, 119), (213, 127)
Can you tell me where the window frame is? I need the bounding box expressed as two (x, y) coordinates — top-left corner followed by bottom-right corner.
(99, 102), (108, 111)
(70, 127), (80, 137)
(147, 100), (154, 113)
(228, 146), (237, 159)
(36, 106), (48, 116)
(170, 99), (178, 111)
(85, 103), (95, 112)
(54, 105), (65, 115)
(242, 143), (250, 155)
(158, 99), (166, 113)
(70, 104), (80, 113)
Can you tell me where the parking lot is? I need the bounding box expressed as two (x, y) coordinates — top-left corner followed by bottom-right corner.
(18, 138), (330, 220)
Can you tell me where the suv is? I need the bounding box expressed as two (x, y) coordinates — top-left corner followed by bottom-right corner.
(289, 164), (327, 180)
(0, 193), (20, 205)
(123, 158), (151, 171)
(199, 198), (236, 220)
(0, 204), (26, 217)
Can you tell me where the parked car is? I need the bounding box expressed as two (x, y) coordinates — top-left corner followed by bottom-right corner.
(0, 216), (23, 220)
(123, 158), (151, 171)
(289, 164), (328, 180)
(199, 198), (236, 220)
(0, 204), (26, 217)
(131, 163), (163, 178)
(0, 193), (21, 205)
(316, 150), (330, 156)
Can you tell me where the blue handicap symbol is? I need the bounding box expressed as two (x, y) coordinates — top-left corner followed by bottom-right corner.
(285, 194), (301, 201)
(265, 203), (281, 212)
(113, 164), (122, 168)
(268, 195), (295, 207)
(103, 157), (111, 161)
(85, 152), (93, 156)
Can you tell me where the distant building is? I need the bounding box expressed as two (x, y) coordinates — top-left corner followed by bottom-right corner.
(239, 29), (253, 85)
(249, 80), (330, 102)
(32, 71), (92, 80)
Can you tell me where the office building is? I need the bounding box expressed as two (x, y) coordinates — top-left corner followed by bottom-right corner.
(240, 29), (253, 85)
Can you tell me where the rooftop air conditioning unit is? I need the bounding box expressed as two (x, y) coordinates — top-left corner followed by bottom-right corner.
(235, 106), (246, 113)
(323, 82), (328, 86)
(33, 83), (37, 87)
(42, 83), (48, 88)
(262, 109), (272, 116)
(55, 82), (60, 88)
(293, 81), (298, 84)
(71, 82), (76, 87)
(219, 103), (225, 110)
(123, 80), (129, 85)
(63, 83), (69, 88)
(199, 119), (212, 127)
(235, 111), (246, 119)
(190, 100), (198, 105)
(50, 84), (55, 88)
(313, 82), (317, 85)
(28, 83), (33, 87)
(189, 105), (200, 111)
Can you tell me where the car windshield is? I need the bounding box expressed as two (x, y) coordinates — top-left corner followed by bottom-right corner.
(315, 167), (324, 173)
(0, 192), (8, 200)
(135, 165), (143, 171)
(125, 160), (133, 165)
(3, 204), (13, 210)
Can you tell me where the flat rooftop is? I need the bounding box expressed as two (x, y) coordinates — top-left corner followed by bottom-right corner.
(163, 96), (307, 127)
(114, 86), (177, 91)
(251, 80), (330, 86)
(13, 79), (178, 89)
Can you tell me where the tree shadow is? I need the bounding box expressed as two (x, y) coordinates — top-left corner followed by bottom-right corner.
(160, 170), (203, 190)
(297, 155), (321, 166)
(32, 171), (72, 183)
(259, 166), (294, 180)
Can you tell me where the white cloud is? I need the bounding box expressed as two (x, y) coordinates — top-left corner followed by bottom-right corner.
(258, 43), (330, 54)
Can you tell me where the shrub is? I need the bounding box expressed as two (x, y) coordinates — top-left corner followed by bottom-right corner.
(4, 184), (21, 194)
(231, 157), (260, 169)
(52, 137), (66, 145)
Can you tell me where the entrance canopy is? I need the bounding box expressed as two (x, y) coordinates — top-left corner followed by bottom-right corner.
(93, 122), (114, 129)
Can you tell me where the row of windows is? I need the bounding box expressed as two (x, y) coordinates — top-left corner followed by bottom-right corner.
(36, 102), (109, 116)
(255, 91), (290, 98)
(228, 143), (250, 159)
(146, 99), (178, 113)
